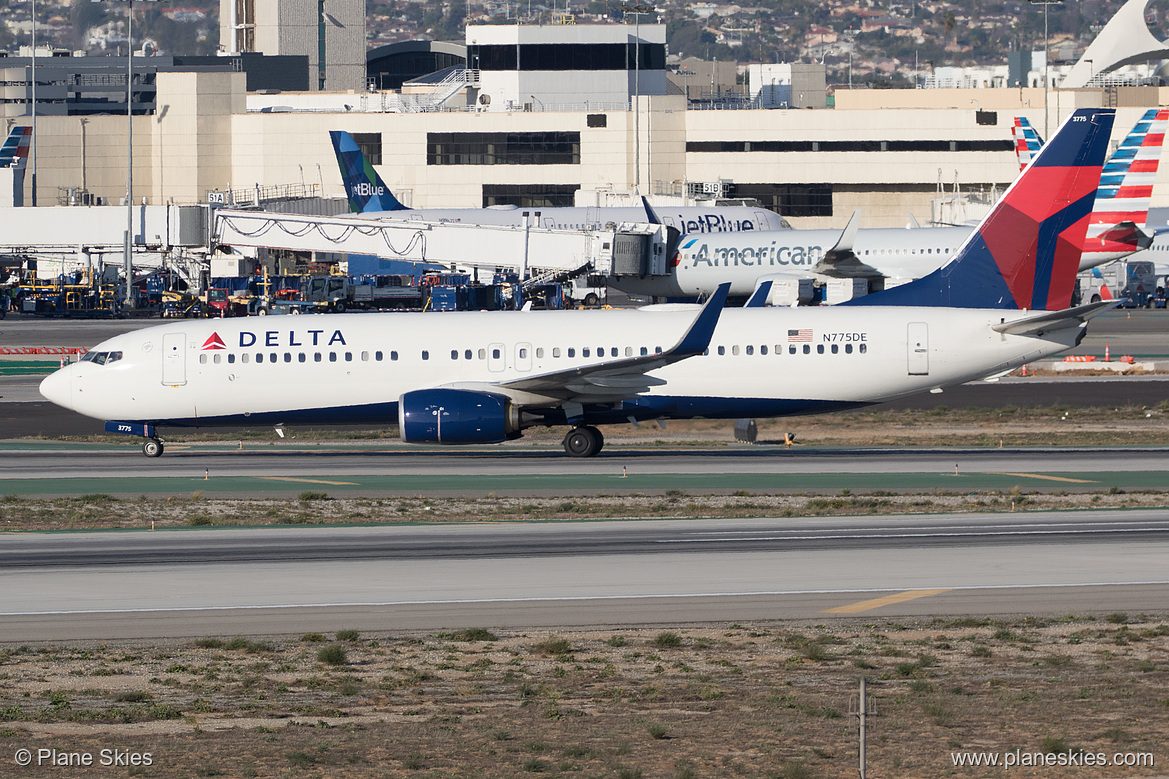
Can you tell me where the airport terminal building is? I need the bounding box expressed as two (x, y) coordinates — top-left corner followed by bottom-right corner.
(6, 23), (1169, 230)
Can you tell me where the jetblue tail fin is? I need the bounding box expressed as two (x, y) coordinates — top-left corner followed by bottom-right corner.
(329, 130), (408, 213)
(850, 108), (1115, 311)
(0, 125), (32, 170)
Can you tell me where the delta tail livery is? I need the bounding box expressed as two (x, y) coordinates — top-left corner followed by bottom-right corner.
(42, 109), (1115, 458)
(615, 109), (1162, 300)
(328, 130), (790, 233)
(1013, 110), (1164, 261)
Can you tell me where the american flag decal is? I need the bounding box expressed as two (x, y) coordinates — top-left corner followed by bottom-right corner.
(787, 329), (812, 342)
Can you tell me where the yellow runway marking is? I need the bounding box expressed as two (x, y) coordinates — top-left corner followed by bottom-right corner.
(822, 589), (951, 614)
(255, 477), (360, 486)
(984, 472), (1097, 484)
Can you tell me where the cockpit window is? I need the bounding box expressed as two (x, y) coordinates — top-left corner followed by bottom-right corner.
(80, 351), (122, 366)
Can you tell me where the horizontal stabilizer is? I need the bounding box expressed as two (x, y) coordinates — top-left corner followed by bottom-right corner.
(991, 300), (1119, 336)
(744, 280), (773, 308)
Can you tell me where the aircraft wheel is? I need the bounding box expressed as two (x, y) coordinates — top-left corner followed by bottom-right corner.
(143, 438), (164, 458)
(563, 425), (603, 457)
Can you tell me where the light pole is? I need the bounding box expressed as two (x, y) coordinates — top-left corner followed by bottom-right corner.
(1029, 0), (1062, 139)
(30, 0), (37, 206)
(625, 3), (653, 194)
(95, 0), (156, 309)
(846, 27), (857, 90)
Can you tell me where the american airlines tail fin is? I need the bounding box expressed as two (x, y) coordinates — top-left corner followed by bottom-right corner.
(1012, 116), (1044, 171)
(0, 125), (32, 170)
(1084, 107), (1166, 256)
(329, 130), (408, 213)
(1016, 111), (1164, 261)
(850, 108), (1114, 310)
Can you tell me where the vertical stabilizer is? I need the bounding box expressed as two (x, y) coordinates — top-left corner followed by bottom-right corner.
(0, 126), (32, 170)
(329, 130), (408, 213)
(1084, 107), (1166, 255)
(850, 108), (1114, 310)
(1012, 116), (1044, 171)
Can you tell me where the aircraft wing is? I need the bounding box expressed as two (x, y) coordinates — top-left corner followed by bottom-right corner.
(991, 300), (1119, 337)
(484, 283), (730, 404)
(810, 211), (884, 279)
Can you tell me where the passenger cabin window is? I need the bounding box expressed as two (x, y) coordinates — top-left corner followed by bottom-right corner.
(391, 351), (399, 361)
(568, 348), (576, 357)
(421, 351), (429, 361)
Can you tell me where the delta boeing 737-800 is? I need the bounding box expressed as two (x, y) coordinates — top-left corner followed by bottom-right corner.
(41, 109), (1117, 458)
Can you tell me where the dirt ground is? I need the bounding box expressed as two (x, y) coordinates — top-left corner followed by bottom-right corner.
(1, 618), (1165, 778)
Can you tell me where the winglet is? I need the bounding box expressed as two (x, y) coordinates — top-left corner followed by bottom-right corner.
(329, 130), (408, 213)
(673, 282), (730, 356)
(830, 210), (862, 254)
(744, 279), (772, 308)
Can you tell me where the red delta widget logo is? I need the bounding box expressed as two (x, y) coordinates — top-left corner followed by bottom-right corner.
(200, 333), (227, 350)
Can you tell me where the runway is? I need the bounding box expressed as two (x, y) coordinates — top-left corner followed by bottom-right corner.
(2, 511), (1166, 641)
(6, 444), (1169, 495)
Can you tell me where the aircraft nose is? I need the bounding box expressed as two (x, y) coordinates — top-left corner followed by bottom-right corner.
(39, 367), (74, 411)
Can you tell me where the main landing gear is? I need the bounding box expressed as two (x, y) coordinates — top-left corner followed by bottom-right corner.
(563, 425), (604, 457)
(143, 438), (164, 458)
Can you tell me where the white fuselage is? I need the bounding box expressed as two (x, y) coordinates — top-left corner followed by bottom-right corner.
(41, 305), (1082, 434)
(614, 225), (1125, 299)
(374, 205), (790, 234)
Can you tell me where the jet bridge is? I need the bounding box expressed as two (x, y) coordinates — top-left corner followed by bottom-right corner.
(213, 209), (670, 278)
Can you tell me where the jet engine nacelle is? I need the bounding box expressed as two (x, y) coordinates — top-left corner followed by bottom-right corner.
(398, 388), (519, 444)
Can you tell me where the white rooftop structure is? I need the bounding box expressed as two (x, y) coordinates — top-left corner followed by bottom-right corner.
(465, 23), (667, 112)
